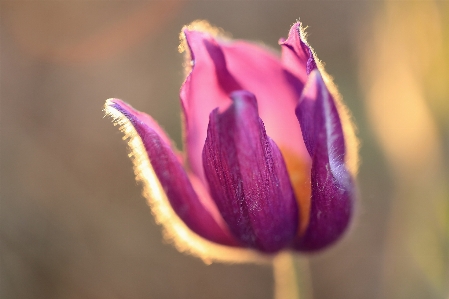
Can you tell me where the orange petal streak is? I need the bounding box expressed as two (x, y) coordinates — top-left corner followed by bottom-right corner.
(280, 147), (312, 236)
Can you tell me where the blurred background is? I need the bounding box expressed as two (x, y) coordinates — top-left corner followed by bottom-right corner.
(1, 1), (448, 298)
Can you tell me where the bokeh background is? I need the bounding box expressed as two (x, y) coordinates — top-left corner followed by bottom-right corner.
(1, 1), (448, 299)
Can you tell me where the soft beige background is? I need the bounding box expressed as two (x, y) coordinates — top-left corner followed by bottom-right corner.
(1, 1), (448, 299)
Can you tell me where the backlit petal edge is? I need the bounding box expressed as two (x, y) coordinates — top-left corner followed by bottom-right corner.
(104, 98), (271, 264)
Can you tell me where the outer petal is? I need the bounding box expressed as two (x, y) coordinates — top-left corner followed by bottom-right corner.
(106, 99), (238, 246)
(202, 91), (298, 253)
(107, 99), (183, 161)
(293, 71), (354, 251)
(180, 26), (309, 182)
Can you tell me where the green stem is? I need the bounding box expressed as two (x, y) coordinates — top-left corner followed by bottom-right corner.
(273, 251), (313, 299)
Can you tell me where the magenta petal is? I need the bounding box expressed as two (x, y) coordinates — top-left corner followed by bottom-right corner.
(108, 99), (238, 246)
(181, 29), (309, 183)
(293, 71), (354, 251)
(221, 40), (307, 160)
(180, 30), (232, 182)
(279, 22), (317, 84)
(202, 38), (242, 93)
(108, 99), (183, 162)
(202, 91), (298, 253)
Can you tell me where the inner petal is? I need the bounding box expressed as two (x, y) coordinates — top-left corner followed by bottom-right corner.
(202, 91), (299, 253)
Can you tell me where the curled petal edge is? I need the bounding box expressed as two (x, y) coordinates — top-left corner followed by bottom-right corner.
(104, 98), (272, 264)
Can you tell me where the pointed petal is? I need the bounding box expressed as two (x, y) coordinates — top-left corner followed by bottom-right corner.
(106, 99), (238, 246)
(280, 22), (360, 177)
(108, 99), (182, 162)
(202, 91), (298, 253)
(293, 71), (355, 251)
(180, 27), (309, 182)
(279, 22), (317, 85)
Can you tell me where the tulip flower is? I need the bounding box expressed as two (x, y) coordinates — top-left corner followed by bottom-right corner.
(105, 21), (358, 261)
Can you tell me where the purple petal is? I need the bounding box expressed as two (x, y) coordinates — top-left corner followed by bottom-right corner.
(107, 99), (183, 162)
(107, 99), (238, 246)
(293, 71), (354, 251)
(181, 28), (309, 183)
(202, 91), (298, 253)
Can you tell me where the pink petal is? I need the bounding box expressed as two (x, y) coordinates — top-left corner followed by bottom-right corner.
(107, 99), (238, 246)
(180, 29), (309, 183)
(279, 22), (317, 84)
(202, 91), (298, 253)
(293, 71), (354, 251)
